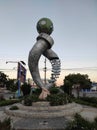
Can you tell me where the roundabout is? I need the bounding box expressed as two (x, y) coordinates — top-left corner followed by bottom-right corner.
(4, 102), (83, 130)
(5, 102), (83, 118)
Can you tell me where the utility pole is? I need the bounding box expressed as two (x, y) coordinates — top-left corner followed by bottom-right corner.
(44, 58), (47, 85)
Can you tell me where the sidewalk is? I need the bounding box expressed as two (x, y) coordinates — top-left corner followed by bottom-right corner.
(80, 105), (97, 122)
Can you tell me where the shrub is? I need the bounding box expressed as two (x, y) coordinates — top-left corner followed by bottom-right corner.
(21, 83), (31, 96)
(24, 96), (32, 106)
(0, 118), (11, 130)
(49, 87), (60, 94)
(9, 105), (19, 110)
(65, 113), (94, 130)
(93, 117), (97, 130)
(33, 88), (42, 95)
(47, 93), (72, 106)
(0, 94), (5, 101)
(31, 94), (39, 102)
(24, 94), (40, 106)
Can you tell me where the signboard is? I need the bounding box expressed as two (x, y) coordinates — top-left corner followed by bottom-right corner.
(17, 62), (26, 97)
(17, 62), (26, 83)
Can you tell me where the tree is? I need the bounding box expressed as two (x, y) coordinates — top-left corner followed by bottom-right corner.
(6, 79), (18, 92)
(21, 83), (31, 96)
(0, 71), (8, 87)
(62, 73), (92, 95)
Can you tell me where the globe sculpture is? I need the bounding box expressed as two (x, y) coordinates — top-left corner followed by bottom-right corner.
(37, 18), (53, 34)
(28, 18), (61, 99)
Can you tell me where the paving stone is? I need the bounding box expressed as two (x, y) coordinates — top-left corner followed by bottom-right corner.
(13, 117), (69, 130)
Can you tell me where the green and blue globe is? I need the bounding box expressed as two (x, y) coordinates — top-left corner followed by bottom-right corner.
(36, 18), (53, 35)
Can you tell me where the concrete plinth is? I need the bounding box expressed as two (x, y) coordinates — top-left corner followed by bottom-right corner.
(5, 102), (83, 118)
(5, 102), (83, 130)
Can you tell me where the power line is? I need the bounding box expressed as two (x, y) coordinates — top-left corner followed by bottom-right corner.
(0, 66), (97, 72)
(61, 67), (97, 71)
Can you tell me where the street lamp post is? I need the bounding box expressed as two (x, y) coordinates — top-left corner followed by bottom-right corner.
(6, 61), (26, 97)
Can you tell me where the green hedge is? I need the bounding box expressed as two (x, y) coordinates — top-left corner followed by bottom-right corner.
(80, 97), (97, 104)
(74, 97), (97, 108)
(47, 93), (72, 106)
(0, 99), (20, 106)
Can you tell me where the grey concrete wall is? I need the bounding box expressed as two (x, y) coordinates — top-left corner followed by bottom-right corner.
(79, 91), (97, 97)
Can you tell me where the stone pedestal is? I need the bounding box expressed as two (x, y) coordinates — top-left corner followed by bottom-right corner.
(33, 101), (50, 107)
(5, 102), (83, 130)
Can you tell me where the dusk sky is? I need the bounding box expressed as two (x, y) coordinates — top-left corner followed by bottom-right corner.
(0, 0), (97, 85)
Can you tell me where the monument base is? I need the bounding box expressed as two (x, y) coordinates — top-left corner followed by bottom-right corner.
(5, 102), (83, 118)
(5, 102), (83, 130)
(39, 88), (50, 100)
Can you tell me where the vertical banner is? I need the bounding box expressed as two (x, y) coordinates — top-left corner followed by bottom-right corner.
(17, 62), (26, 97)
